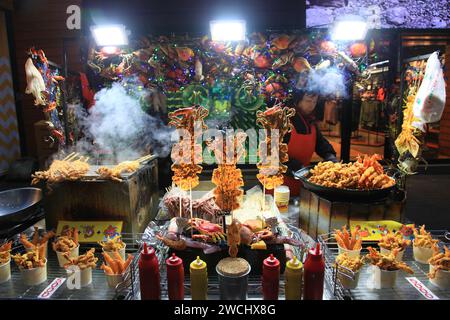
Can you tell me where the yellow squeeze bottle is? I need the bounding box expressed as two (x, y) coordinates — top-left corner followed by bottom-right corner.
(285, 256), (303, 300)
(190, 256), (208, 300)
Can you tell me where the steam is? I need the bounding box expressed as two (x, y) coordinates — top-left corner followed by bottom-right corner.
(80, 82), (173, 163)
(297, 67), (348, 98)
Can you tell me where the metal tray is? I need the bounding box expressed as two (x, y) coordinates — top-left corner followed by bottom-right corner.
(294, 166), (399, 201)
(318, 230), (450, 300)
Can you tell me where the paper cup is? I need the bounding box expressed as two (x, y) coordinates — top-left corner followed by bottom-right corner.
(380, 247), (405, 261)
(56, 245), (79, 267)
(413, 242), (434, 264)
(274, 185), (290, 213)
(66, 266), (92, 287)
(0, 259), (11, 284)
(429, 266), (450, 289)
(19, 259), (47, 286)
(337, 268), (360, 290)
(102, 243), (126, 261)
(105, 272), (125, 289)
(337, 245), (361, 258)
(373, 266), (398, 288)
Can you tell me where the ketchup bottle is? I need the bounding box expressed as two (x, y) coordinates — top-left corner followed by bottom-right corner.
(262, 254), (280, 300)
(166, 253), (185, 300)
(138, 243), (161, 300)
(303, 243), (325, 300)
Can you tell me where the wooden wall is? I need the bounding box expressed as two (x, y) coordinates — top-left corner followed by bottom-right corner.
(11, 0), (83, 156)
(438, 45), (450, 156)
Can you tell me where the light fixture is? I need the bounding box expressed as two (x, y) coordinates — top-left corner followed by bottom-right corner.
(91, 24), (129, 47)
(210, 20), (246, 41)
(331, 15), (368, 41)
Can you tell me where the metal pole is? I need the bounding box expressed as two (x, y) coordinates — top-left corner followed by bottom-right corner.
(340, 82), (353, 163)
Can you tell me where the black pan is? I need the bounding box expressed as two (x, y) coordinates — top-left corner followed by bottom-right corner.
(0, 187), (42, 229)
(294, 166), (399, 202)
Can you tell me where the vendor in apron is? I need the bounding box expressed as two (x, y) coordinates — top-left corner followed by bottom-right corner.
(283, 91), (338, 196)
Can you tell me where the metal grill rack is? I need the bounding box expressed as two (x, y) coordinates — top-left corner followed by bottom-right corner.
(318, 230), (450, 300)
(0, 233), (142, 300)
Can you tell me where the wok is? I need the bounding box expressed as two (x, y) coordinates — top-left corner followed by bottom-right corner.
(0, 187), (43, 229)
(294, 166), (399, 202)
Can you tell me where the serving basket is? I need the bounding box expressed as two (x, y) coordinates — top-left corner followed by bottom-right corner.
(318, 230), (450, 300)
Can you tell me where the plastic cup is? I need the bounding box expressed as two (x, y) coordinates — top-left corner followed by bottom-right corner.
(105, 272), (125, 289)
(274, 185), (290, 213)
(102, 243), (126, 261)
(56, 245), (79, 267)
(373, 266), (398, 288)
(19, 259), (47, 286)
(380, 247), (405, 261)
(429, 266), (450, 289)
(337, 245), (361, 258)
(337, 267), (361, 290)
(0, 259), (11, 284)
(413, 241), (434, 264)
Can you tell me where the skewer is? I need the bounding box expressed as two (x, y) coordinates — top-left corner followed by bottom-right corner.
(189, 180), (193, 237)
(65, 152), (79, 162)
(179, 194), (182, 218)
(262, 176), (266, 212)
(137, 154), (153, 163)
(63, 152), (75, 161)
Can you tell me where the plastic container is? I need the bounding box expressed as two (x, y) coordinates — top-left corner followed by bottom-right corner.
(102, 243), (126, 261)
(284, 256), (303, 300)
(56, 245), (79, 268)
(19, 259), (47, 286)
(138, 243), (161, 300)
(166, 253), (184, 300)
(429, 266), (450, 289)
(337, 267), (361, 290)
(373, 266), (398, 288)
(380, 247), (405, 261)
(190, 256), (208, 300)
(413, 242), (434, 264)
(0, 259), (11, 284)
(337, 245), (361, 258)
(262, 254), (280, 300)
(303, 243), (325, 300)
(216, 257), (251, 300)
(274, 185), (290, 213)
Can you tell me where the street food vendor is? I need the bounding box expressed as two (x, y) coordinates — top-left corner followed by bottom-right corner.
(283, 90), (338, 196)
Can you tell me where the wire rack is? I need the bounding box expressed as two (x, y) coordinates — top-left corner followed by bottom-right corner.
(115, 221), (333, 300)
(318, 230), (450, 300)
(0, 233), (142, 300)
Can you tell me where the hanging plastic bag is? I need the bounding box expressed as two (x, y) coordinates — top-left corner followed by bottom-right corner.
(412, 51), (446, 131)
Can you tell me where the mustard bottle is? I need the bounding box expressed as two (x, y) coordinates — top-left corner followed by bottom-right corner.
(190, 256), (208, 300)
(285, 256), (303, 300)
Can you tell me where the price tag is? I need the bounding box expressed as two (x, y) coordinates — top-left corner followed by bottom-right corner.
(38, 278), (66, 299)
(405, 277), (439, 300)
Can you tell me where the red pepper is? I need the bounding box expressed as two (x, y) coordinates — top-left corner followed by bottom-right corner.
(262, 254), (280, 300)
(166, 253), (184, 300)
(138, 243), (161, 300)
(303, 243), (325, 300)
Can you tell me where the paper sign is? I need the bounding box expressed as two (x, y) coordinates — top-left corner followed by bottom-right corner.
(38, 278), (66, 299)
(56, 221), (123, 243)
(406, 277), (439, 300)
(349, 220), (414, 241)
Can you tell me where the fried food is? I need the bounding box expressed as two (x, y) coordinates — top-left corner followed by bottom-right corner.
(12, 249), (46, 269)
(379, 230), (411, 251)
(335, 253), (364, 272)
(98, 236), (125, 252)
(428, 245), (450, 279)
(413, 225), (439, 248)
(0, 241), (12, 264)
(96, 160), (140, 182)
(52, 228), (78, 253)
(101, 251), (134, 275)
(256, 104), (296, 190)
(64, 248), (98, 270)
(334, 225), (362, 250)
(308, 154), (395, 190)
(365, 247), (414, 273)
(169, 106), (209, 191)
(31, 158), (89, 185)
(227, 219), (241, 258)
(19, 227), (55, 250)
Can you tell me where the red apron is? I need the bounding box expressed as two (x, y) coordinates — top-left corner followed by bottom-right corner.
(283, 115), (317, 196)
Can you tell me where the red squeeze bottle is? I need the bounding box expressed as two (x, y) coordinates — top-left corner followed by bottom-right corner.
(262, 254), (280, 300)
(166, 253), (185, 300)
(138, 243), (161, 300)
(303, 243), (325, 300)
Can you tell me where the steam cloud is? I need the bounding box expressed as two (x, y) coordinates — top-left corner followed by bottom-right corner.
(297, 67), (348, 98)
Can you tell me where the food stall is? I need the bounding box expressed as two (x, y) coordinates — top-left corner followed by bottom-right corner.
(0, 0), (449, 303)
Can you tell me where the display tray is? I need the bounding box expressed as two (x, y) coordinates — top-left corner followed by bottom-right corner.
(0, 234), (141, 300)
(318, 230), (450, 300)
